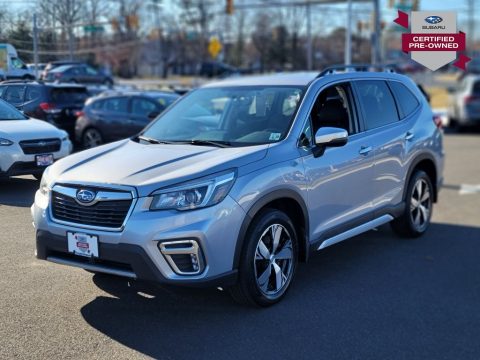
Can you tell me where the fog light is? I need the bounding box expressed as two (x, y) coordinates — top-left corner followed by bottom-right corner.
(158, 240), (204, 275)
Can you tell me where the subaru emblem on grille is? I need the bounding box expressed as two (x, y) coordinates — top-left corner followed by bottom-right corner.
(76, 189), (96, 204)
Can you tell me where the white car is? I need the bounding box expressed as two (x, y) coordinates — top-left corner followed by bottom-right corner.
(0, 99), (72, 179)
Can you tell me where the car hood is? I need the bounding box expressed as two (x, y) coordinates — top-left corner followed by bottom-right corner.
(0, 119), (65, 141)
(49, 139), (269, 197)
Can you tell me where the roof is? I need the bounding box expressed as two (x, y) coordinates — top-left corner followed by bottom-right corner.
(201, 69), (410, 88)
(203, 72), (319, 88)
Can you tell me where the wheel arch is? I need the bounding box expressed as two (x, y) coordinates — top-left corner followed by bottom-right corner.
(233, 189), (310, 270)
(405, 153), (438, 202)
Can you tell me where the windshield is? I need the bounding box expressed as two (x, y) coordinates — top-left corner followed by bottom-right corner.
(51, 87), (88, 104)
(140, 86), (303, 146)
(0, 99), (27, 120)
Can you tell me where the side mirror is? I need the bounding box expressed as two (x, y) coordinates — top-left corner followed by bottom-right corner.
(313, 127), (348, 157)
(148, 111), (160, 119)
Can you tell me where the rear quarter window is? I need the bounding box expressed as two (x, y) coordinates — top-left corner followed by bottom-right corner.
(50, 87), (88, 104)
(388, 81), (420, 119)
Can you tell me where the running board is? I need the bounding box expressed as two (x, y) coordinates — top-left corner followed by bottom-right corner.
(317, 215), (394, 250)
(47, 256), (137, 279)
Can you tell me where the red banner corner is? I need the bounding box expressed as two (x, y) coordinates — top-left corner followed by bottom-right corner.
(453, 54), (472, 71)
(394, 10), (409, 29)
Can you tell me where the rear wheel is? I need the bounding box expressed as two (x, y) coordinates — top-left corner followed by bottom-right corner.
(82, 128), (103, 149)
(229, 209), (298, 307)
(391, 170), (433, 237)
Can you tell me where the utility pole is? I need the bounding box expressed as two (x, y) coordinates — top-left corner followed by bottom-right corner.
(345, 0), (352, 65)
(33, 13), (39, 79)
(306, 0), (312, 70)
(467, 0), (475, 55)
(372, 0), (381, 65)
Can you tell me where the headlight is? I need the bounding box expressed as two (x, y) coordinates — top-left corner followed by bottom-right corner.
(60, 130), (69, 141)
(0, 138), (13, 146)
(150, 170), (236, 211)
(39, 166), (52, 196)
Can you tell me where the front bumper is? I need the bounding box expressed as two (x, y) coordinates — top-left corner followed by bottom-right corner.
(0, 140), (72, 177)
(32, 191), (245, 287)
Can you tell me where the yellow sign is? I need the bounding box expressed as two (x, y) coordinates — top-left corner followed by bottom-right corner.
(208, 37), (222, 59)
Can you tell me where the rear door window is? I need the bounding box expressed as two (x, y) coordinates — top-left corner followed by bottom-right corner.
(355, 80), (399, 130)
(103, 97), (128, 113)
(131, 97), (158, 117)
(388, 81), (420, 119)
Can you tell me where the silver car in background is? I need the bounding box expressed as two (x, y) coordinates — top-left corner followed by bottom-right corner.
(32, 66), (444, 306)
(448, 74), (480, 130)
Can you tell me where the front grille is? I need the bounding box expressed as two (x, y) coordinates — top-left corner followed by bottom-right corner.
(51, 191), (132, 229)
(19, 138), (61, 154)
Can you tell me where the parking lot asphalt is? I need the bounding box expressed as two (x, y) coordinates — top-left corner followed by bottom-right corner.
(0, 132), (479, 360)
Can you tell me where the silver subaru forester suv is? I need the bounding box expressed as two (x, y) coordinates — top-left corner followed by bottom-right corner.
(32, 66), (444, 306)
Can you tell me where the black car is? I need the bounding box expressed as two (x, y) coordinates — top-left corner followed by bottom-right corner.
(199, 61), (240, 78)
(45, 64), (114, 86)
(75, 91), (180, 149)
(40, 60), (83, 80)
(0, 81), (89, 137)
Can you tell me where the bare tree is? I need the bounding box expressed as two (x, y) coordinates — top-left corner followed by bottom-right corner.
(39, 0), (85, 59)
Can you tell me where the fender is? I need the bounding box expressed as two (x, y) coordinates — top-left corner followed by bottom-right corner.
(404, 152), (438, 201)
(232, 189), (310, 269)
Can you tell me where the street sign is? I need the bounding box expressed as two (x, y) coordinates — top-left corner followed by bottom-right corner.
(83, 25), (105, 33)
(208, 36), (222, 59)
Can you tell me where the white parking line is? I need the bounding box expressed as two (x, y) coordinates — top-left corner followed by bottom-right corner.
(459, 184), (480, 195)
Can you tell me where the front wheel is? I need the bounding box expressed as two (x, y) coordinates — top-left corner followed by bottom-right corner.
(229, 209), (298, 307)
(82, 128), (103, 149)
(391, 170), (434, 237)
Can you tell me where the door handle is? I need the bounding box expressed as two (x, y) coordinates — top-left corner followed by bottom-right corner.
(359, 145), (372, 155)
(405, 131), (414, 141)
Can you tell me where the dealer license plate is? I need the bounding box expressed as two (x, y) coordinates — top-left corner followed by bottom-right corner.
(36, 154), (54, 167)
(67, 232), (99, 258)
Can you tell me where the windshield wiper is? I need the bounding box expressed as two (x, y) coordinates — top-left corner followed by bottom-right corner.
(135, 135), (175, 145)
(186, 140), (232, 148)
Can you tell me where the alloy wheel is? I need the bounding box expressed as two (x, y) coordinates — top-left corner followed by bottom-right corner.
(410, 178), (431, 231)
(83, 129), (103, 149)
(254, 223), (294, 298)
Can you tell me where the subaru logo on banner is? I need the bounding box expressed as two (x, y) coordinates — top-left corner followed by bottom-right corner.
(425, 16), (443, 24)
(76, 189), (96, 204)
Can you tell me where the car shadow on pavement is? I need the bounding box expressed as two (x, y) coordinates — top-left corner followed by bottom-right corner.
(0, 177), (38, 207)
(81, 222), (480, 359)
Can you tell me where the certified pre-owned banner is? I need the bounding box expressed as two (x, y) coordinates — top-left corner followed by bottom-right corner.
(394, 11), (472, 71)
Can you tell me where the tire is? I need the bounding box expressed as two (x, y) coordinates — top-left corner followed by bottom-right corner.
(82, 128), (103, 149)
(391, 170), (434, 238)
(229, 208), (298, 307)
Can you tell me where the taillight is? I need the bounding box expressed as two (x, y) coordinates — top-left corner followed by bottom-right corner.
(39, 102), (55, 110)
(74, 110), (84, 117)
(39, 102), (61, 114)
(433, 115), (443, 129)
(464, 95), (480, 105)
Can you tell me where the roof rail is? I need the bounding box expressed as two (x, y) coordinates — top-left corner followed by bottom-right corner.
(317, 64), (397, 78)
(0, 79), (42, 85)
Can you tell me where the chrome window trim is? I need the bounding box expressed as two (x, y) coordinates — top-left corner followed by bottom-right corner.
(49, 183), (137, 232)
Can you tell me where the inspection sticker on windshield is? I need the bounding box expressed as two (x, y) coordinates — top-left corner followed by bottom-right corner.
(269, 133), (281, 141)
(67, 232), (99, 258)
